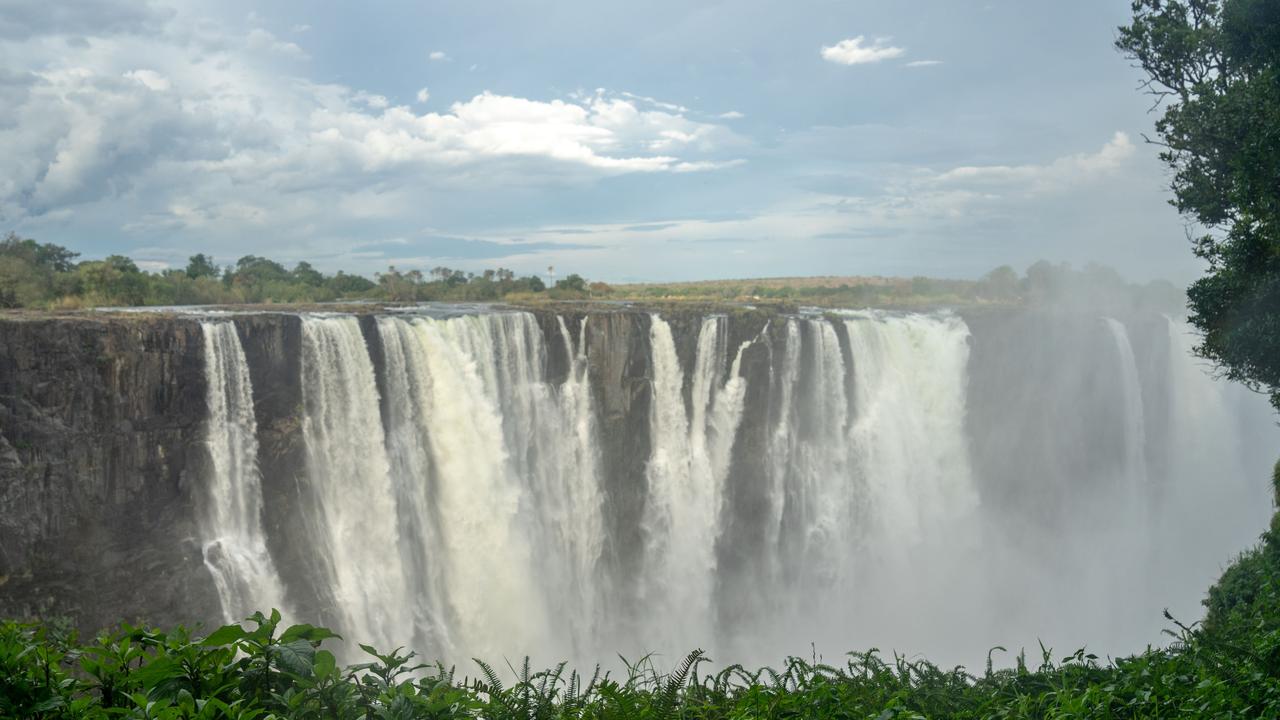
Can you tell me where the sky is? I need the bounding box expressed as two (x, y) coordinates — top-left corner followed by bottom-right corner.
(0, 0), (1201, 283)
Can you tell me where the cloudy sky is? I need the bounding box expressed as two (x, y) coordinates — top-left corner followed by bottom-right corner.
(1, 0), (1196, 282)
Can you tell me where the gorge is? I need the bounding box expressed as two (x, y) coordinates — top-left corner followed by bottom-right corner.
(0, 303), (1275, 669)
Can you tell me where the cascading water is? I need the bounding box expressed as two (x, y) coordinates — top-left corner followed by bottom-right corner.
(841, 313), (978, 636)
(373, 312), (572, 662)
(299, 315), (410, 651)
(1104, 318), (1150, 492)
(640, 315), (753, 653)
(195, 307), (1277, 669)
(199, 321), (289, 623)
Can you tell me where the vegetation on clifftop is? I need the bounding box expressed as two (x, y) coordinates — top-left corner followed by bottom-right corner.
(1, 232), (1184, 314)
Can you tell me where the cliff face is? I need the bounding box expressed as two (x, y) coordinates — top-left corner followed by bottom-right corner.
(0, 304), (1213, 639)
(0, 308), (716, 632)
(0, 315), (220, 630)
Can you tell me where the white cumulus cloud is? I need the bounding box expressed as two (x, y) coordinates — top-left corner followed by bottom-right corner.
(0, 14), (746, 239)
(935, 132), (1135, 192)
(821, 36), (905, 65)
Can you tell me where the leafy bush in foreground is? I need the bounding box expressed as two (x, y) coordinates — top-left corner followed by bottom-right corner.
(4, 598), (1280, 719)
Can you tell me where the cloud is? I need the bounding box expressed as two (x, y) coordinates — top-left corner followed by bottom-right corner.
(905, 60), (943, 68)
(123, 69), (169, 91)
(821, 36), (905, 65)
(353, 91), (390, 109)
(416, 87), (430, 104)
(380, 235), (599, 261)
(471, 131), (1151, 281)
(246, 28), (308, 59)
(0, 12), (745, 245)
(934, 132), (1135, 192)
(291, 23), (311, 33)
(285, 91), (741, 178)
(0, 0), (171, 39)
(719, 111), (745, 119)
(617, 91), (688, 113)
(429, 50), (449, 61)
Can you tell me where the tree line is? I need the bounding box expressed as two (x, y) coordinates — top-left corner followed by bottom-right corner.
(0, 233), (598, 308)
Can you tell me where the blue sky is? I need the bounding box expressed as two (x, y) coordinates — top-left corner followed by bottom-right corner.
(1, 1), (1196, 283)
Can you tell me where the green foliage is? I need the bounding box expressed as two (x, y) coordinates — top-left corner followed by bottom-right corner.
(184, 254), (220, 280)
(555, 273), (588, 294)
(8, 569), (1280, 720)
(1118, 0), (1280, 408)
(0, 238), (559, 309)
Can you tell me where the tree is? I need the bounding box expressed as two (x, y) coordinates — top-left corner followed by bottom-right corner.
(979, 265), (1020, 300)
(555, 273), (587, 293)
(377, 266), (419, 301)
(1118, 0), (1280, 408)
(78, 255), (146, 305)
(328, 271), (376, 295)
(291, 261), (325, 287)
(185, 254), (220, 279)
(230, 255), (290, 301)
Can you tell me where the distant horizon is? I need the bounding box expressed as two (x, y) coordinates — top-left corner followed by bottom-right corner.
(4, 231), (1192, 288)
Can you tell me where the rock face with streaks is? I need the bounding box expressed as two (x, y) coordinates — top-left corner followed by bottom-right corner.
(0, 316), (218, 629)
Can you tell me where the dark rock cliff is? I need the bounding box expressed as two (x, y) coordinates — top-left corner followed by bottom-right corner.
(0, 315), (220, 630)
(0, 308), (709, 633)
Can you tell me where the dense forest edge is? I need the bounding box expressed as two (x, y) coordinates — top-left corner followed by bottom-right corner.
(2, 462), (1279, 718)
(0, 232), (1184, 313)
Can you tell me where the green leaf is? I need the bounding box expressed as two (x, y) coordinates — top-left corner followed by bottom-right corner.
(313, 649), (337, 679)
(269, 639), (316, 677)
(279, 623), (340, 645)
(129, 656), (182, 687)
(200, 624), (249, 647)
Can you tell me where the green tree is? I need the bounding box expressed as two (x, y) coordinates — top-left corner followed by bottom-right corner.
(185, 253), (220, 279)
(555, 273), (587, 293)
(327, 271), (376, 295)
(377, 266), (421, 301)
(230, 255), (290, 301)
(78, 255), (147, 305)
(291, 261), (325, 287)
(1118, 0), (1280, 407)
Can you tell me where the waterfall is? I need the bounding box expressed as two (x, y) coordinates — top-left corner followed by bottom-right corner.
(186, 306), (1276, 669)
(781, 318), (853, 591)
(299, 315), (410, 650)
(374, 312), (599, 662)
(1104, 318), (1149, 490)
(641, 315), (752, 651)
(1152, 316), (1271, 621)
(843, 311), (977, 562)
(199, 321), (289, 623)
